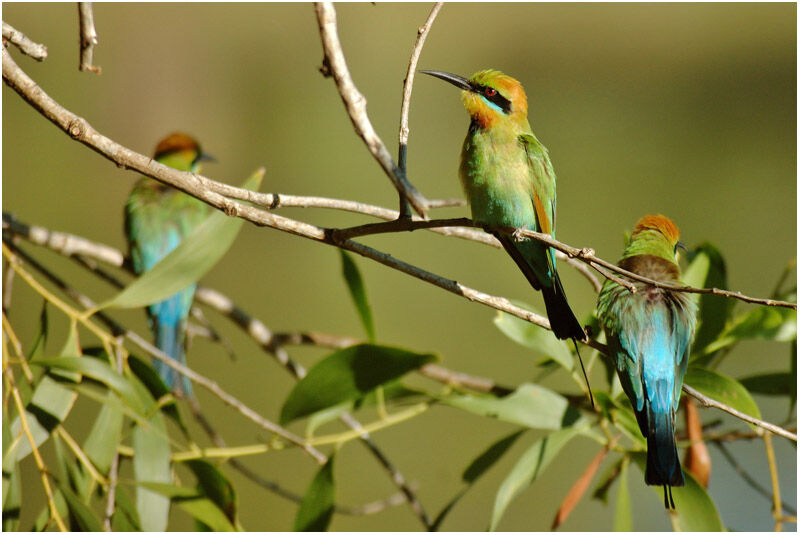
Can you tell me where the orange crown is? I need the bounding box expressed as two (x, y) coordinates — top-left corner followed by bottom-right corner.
(633, 214), (680, 242)
(153, 132), (200, 160)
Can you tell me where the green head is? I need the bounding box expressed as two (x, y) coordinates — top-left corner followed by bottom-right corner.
(621, 214), (684, 264)
(153, 132), (215, 172)
(420, 69), (529, 129)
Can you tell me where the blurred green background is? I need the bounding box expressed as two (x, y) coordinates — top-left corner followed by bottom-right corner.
(3, 2), (796, 531)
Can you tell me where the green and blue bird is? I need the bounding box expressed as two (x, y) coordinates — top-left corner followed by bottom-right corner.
(422, 69), (587, 356)
(596, 215), (697, 508)
(124, 133), (213, 396)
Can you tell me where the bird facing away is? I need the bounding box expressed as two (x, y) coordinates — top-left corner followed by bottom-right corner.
(596, 214), (697, 509)
(124, 133), (213, 396)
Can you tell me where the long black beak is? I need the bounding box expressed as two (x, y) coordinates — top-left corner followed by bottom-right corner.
(419, 70), (473, 91)
(676, 241), (688, 252)
(197, 152), (217, 163)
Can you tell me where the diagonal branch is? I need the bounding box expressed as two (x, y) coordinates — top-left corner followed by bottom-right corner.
(314, 1), (429, 217)
(2, 21), (48, 61)
(397, 2), (444, 218)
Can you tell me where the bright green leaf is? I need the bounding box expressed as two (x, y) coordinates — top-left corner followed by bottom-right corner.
(186, 460), (239, 530)
(340, 250), (375, 342)
(685, 367), (761, 421)
(134, 410), (172, 531)
(702, 305), (796, 356)
(685, 243), (734, 353)
(444, 383), (580, 431)
(83, 400), (124, 474)
(138, 482), (236, 532)
(112, 486), (142, 531)
(613, 458), (632, 531)
(489, 425), (583, 531)
(295, 455), (335, 531)
(493, 301), (573, 371)
(100, 169), (263, 310)
(280, 344), (436, 424)
(305, 401), (353, 438)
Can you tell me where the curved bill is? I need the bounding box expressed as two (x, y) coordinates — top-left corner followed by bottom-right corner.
(419, 70), (472, 91)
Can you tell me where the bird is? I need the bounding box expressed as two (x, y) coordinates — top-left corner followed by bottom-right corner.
(596, 214), (697, 509)
(421, 69), (590, 394)
(124, 133), (214, 396)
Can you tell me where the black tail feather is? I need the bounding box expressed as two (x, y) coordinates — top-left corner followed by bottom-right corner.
(645, 404), (684, 489)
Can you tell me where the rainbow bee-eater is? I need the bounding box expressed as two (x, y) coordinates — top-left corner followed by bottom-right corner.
(596, 215), (697, 508)
(125, 133), (213, 396)
(421, 69), (589, 385)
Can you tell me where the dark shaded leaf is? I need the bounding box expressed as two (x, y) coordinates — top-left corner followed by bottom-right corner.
(294, 455), (335, 532)
(280, 344), (436, 424)
(138, 482), (236, 532)
(112, 486), (142, 531)
(340, 250), (375, 341)
(738, 372), (794, 397)
(463, 430), (525, 484)
(613, 458), (632, 531)
(185, 460), (239, 529)
(57, 483), (102, 532)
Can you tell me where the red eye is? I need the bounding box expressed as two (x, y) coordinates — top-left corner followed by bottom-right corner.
(485, 88), (497, 97)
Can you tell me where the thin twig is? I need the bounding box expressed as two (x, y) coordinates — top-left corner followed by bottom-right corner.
(713, 442), (796, 515)
(763, 433), (783, 530)
(397, 1), (443, 218)
(4, 218), (795, 441)
(3, 241), (328, 465)
(682, 384), (796, 442)
(77, 3), (101, 73)
(4, 367), (68, 531)
(313, 1), (429, 217)
(2, 46), (794, 435)
(2, 21), (48, 60)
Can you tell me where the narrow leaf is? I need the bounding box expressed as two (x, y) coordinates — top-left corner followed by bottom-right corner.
(83, 401), (124, 474)
(489, 425), (583, 531)
(280, 344), (436, 424)
(295, 455), (335, 532)
(612, 458), (632, 531)
(340, 250), (375, 341)
(138, 482), (236, 532)
(134, 410), (172, 531)
(186, 460), (239, 529)
(112, 486), (142, 531)
(57, 482), (103, 532)
(493, 301), (573, 371)
(684, 243), (733, 352)
(463, 430), (525, 484)
(445, 383), (580, 431)
(100, 169), (264, 310)
(701, 304), (796, 356)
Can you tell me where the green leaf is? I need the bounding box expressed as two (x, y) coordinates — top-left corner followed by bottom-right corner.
(83, 400), (124, 474)
(134, 410), (172, 531)
(2, 409), (20, 531)
(592, 456), (624, 503)
(295, 455), (335, 532)
(280, 344), (436, 424)
(57, 481), (102, 531)
(6, 374), (78, 465)
(340, 250), (375, 342)
(685, 243), (734, 353)
(33, 356), (144, 415)
(112, 486), (142, 531)
(493, 301), (573, 371)
(463, 430), (526, 484)
(100, 169), (263, 310)
(701, 304), (797, 356)
(684, 367), (761, 421)
(739, 372), (794, 397)
(489, 426), (583, 531)
(631, 453), (723, 531)
(305, 401), (353, 437)
(138, 482), (236, 532)
(612, 458), (632, 531)
(185, 460), (239, 530)
(444, 383), (581, 431)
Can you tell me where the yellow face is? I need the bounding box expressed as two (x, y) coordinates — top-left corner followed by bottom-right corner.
(461, 70), (528, 128)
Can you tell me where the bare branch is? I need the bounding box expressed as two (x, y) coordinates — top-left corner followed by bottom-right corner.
(682, 384), (797, 442)
(397, 2), (443, 217)
(2, 21), (48, 60)
(77, 3), (101, 73)
(313, 2), (429, 217)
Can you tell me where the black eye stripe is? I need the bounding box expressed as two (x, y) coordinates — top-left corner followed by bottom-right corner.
(471, 83), (512, 114)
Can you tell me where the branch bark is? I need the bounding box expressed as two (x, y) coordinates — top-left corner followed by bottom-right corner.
(77, 3), (101, 73)
(2, 21), (48, 60)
